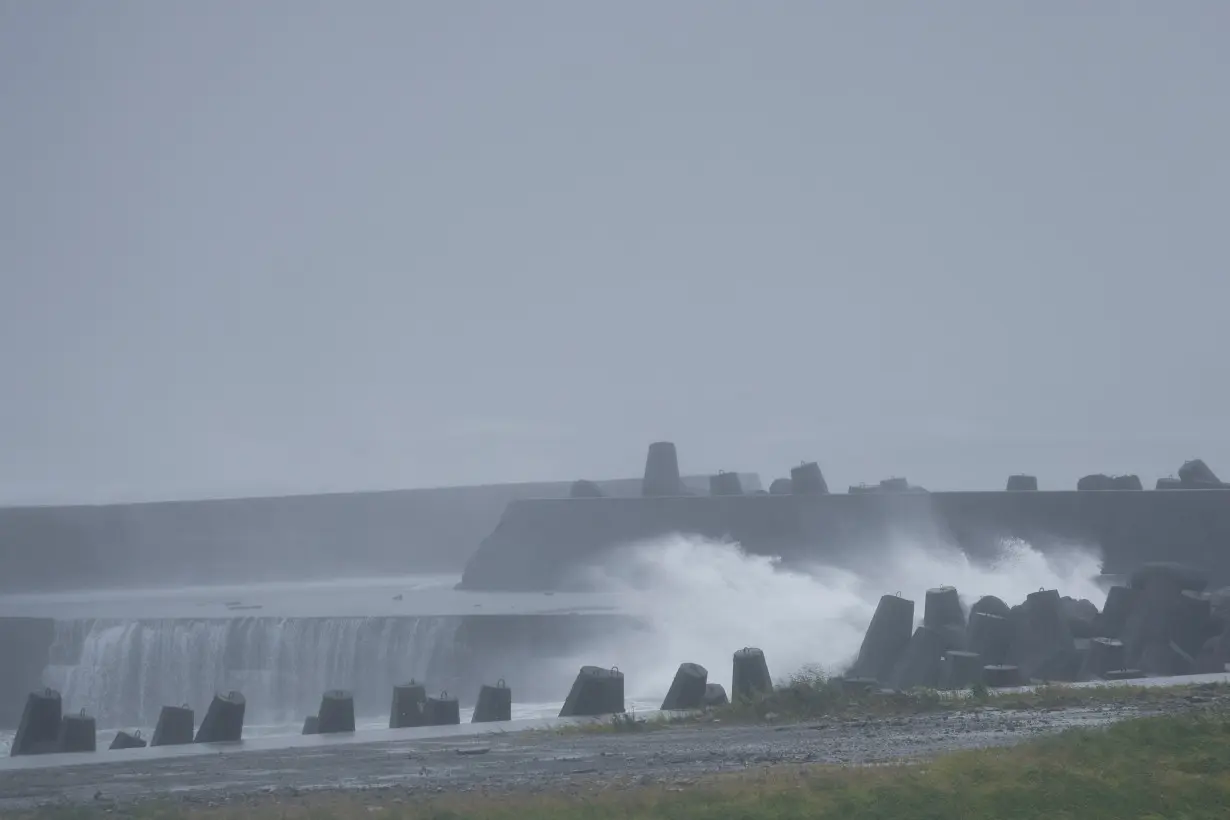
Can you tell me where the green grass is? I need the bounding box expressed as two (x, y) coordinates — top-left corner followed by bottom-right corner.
(703, 668), (1230, 725)
(553, 670), (1230, 734)
(17, 707), (1230, 820)
(536, 672), (1230, 738)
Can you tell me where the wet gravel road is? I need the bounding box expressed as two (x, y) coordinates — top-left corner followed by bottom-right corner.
(2, 698), (1209, 812)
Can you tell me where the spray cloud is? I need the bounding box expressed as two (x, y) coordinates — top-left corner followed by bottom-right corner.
(568, 534), (1106, 701)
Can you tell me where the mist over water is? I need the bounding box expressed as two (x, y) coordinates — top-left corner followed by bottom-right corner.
(570, 535), (1107, 702)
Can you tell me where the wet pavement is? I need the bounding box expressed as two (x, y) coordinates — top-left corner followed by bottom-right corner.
(1, 695), (1220, 811)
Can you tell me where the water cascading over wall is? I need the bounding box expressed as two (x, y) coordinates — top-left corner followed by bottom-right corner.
(41, 616), (462, 729)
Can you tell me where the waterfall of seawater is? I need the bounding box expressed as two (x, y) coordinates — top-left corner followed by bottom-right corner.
(41, 616), (462, 729)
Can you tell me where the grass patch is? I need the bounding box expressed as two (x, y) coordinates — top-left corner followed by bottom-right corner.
(17, 708), (1230, 819)
(538, 672), (1229, 735)
(703, 667), (1230, 725)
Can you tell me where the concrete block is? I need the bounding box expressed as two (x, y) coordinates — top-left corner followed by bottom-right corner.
(317, 689), (355, 734)
(1062, 596), (1099, 638)
(942, 650), (983, 689)
(969, 595), (1012, 620)
(889, 626), (953, 691)
(109, 730), (146, 750)
(1129, 562), (1208, 593)
(1103, 668), (1145, 681)
(1173, 591), (1218, 657)
(472, 680), (512, 723)
(10, 688), (61, 757)
(879, 477), (910, 492)
(424, 691), (461, 726)
(1110, 474), (1143, 491)
(1139, 640), (1193, 676)
(850, 593), (915, 684)
(660, 663), (708, 710)
(1009, 589), (1078, 681)
(151, 705), (194, 747)
(642, 442), (685, 497)
(702, 683), (729, 706)
(1122, 570), (1205, 668)
(983, 664), (1023, 688)
(301, 715), (319, 735)
(1080, 637), (1125, 679)
(1077, 474), (1116, 491)
(731, 648), (772, 701)
(709, 471), (744, 496)
(194, 691), (245, 744)
(966, 612), (1012, 665)
(924, 586), (965, 631)
(1195, 626), (1230, 673)
(768, 478), (793, 495)
(1179, 459), (1221, 486)
(569, 480), (604, 498)
(1006, 474), (1038, 491)
(1096, 586), (1138, 639)
(559, 667), (625, 717)
(57, 710), (96, 753)
(790, 462), (828, 495)
(390, 681), (427, 729)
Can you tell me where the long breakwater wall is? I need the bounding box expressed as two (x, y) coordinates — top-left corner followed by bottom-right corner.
(0, 474), (757, 594)
(459, 489), (1230, 591)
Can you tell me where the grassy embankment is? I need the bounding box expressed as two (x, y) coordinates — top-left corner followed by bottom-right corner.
(557, 670), (1230, 733)
(16, 706), (1230, 819)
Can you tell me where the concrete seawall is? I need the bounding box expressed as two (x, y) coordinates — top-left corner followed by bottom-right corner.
(0, 474), (757, 594)
(459, 489), (1230, 591)
(0, 618), (55, 728)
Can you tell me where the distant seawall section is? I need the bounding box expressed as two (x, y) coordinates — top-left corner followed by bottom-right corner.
(0, 618), (54, 728)
(0, 474), (759, 594)
(458, 489), (1230, 591)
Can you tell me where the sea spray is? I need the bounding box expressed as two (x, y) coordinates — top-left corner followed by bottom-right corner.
(41, 616), (462, 728)
(565, 534), (1106, 700)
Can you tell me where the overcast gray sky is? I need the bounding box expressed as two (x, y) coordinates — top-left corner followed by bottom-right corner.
(1, 2), (1226, 505)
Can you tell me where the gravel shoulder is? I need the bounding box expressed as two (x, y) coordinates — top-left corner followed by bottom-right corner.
(2, 694), (1218, 813)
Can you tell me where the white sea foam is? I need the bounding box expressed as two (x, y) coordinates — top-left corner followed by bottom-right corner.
(568, 534), (1106, 699)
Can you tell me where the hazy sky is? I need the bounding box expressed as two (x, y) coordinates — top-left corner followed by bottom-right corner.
(2, 2), (1227, 504)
